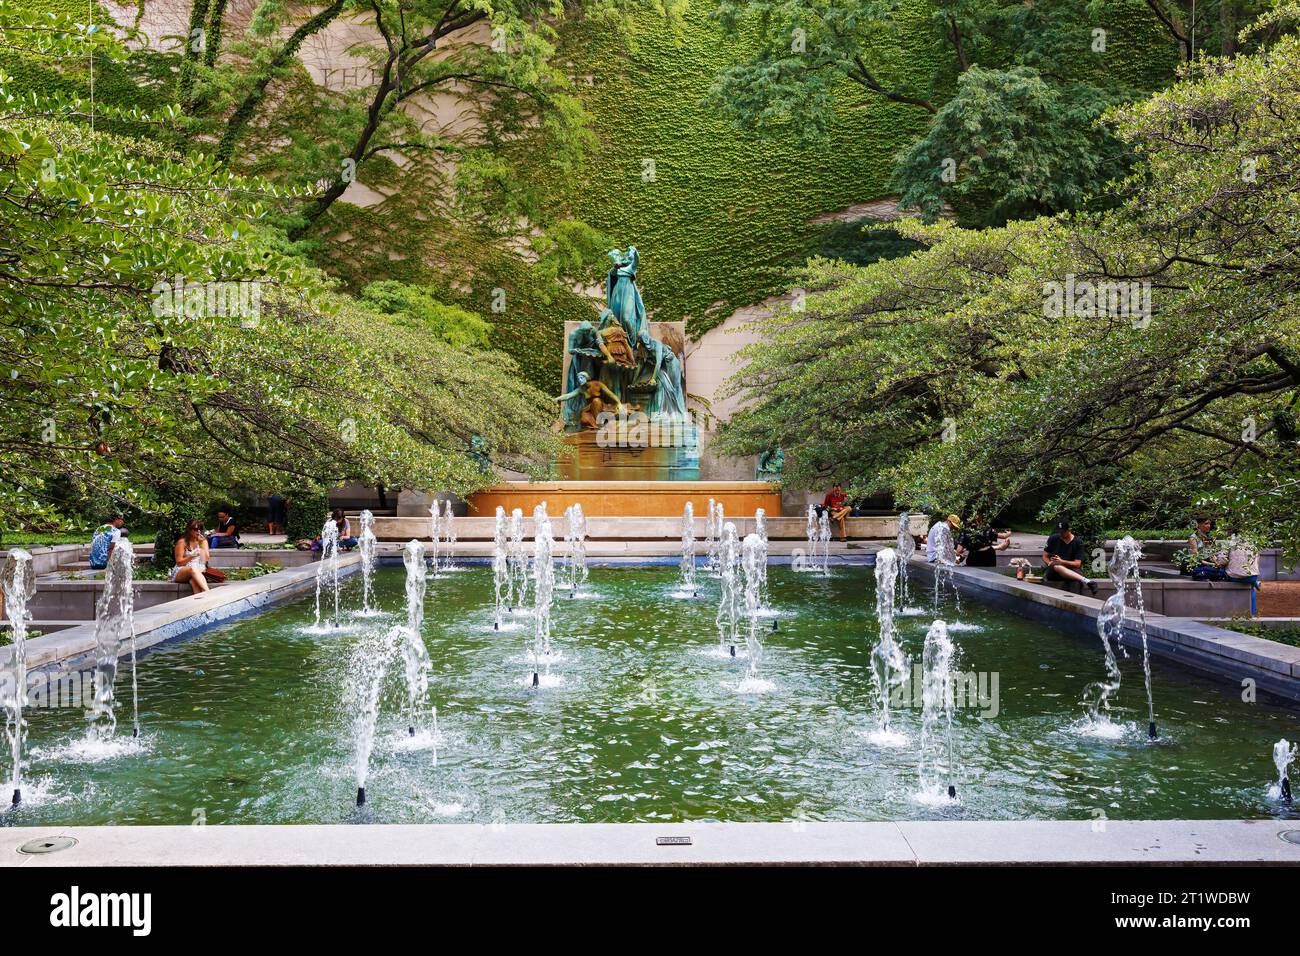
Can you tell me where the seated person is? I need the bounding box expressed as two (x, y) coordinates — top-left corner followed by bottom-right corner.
(88, 514), (126, 570)
(172, 520), (211, 596)
(206, 507), (241, 549)
(823, 482), (853, 541)
(960, 516), (1011, 568)
(925, 514), (967, 564)
(1042, 520), (1097, 595)
(1216, 528), (1261, 589)
(1181, 515), (1222, 577)
(313, 509), (359, 551)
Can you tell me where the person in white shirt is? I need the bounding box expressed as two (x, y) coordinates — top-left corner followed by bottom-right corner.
(925, 514), (965, 564)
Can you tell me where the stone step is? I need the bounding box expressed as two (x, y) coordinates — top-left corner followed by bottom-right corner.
(372, 514), (925, 542)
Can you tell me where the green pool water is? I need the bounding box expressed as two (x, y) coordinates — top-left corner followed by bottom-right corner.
(5, 564), (1298, 825)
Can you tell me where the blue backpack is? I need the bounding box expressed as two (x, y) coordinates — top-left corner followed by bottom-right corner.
(88, 527), (114, 568)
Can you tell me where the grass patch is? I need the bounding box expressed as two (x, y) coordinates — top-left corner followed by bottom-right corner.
(1219, 617), (1300, 648)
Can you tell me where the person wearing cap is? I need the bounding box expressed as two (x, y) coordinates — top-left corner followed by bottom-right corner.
(925, 513), (966, 564)
(1042, 520), (1097, 595)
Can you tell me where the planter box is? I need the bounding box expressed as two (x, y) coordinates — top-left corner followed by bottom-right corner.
(996, 569), (1253, 618)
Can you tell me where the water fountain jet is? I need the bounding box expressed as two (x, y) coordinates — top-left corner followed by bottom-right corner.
(87, 539), (139, 742)
(817, 510), (831, 575)
(869, 548), (909, 744)
(715, 523), (740, 656)
(1083, 537), (1156, 738)
(400, 540), (432, 740)
(679, 502), (696, 596)
(358, 510), (377, 615)
(348, 624), (401, 809)
(530, 505), (556, 687)
(313, 518), (341, 629)
(492, 507), (508, 630)
(507, 508), (528, 611)
(896, 511), (915, 606)
(919, 619), (958, 801)
(741, 534), (766, 682)
(2, 549), (35, 806)
(1274, 739), (1296, 804)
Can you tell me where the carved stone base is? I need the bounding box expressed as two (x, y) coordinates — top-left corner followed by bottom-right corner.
(465, 480), (782, 518)
(554, 428), (700, 481)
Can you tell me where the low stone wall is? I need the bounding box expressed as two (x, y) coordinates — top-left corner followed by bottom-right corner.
(372, 513), (926, 542)
(3, 819), (1299, 865)
(990, 568), (1254, 617)
(0, 554), (361, 679)
(0, 544), (81, 576)
(908, 557), (1300, 702)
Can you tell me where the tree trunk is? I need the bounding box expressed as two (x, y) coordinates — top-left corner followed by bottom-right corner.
(176, 0), (212, 108)
(214, 0), (348, 165)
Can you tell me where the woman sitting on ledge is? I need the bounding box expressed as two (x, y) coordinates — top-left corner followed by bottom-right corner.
(172, 520), (210, 596)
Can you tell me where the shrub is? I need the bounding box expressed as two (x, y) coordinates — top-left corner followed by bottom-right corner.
(285, 488), (331, 542)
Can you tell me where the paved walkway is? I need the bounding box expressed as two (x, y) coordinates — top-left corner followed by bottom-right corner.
(1259, 581), (1300, 616)
(5, 820), (1300, 866)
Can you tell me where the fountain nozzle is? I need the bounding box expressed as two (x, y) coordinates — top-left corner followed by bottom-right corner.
(356, 787), (366, 807)
(132, 726), (139, 738)
(11, 788), (19, 807)
(408, 725), (415, 737)
(532, 671), (539, 688)
(1283, 777), (1293, 804)
(570, 589), (576, 599)
(1148, 721), (1158, 740)
(493, 621), (500, 632)
(771, 619), (778, 632)
(729, 645), (736, 658)
(947, 785), (957, 800)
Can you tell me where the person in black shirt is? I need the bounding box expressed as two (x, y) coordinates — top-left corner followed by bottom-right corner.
(1041, 520), (1097, 595)
(206, 506), (241, 549)
(960, 516), (1011, 567)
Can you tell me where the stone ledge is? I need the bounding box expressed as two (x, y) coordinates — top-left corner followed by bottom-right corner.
(0, 554), (361, 677)
(3, 819), (1298, 866)
(906, 557), (1300, 700)
(373, 514), (926, 542)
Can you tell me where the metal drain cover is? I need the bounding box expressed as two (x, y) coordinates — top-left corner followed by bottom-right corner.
(18, 835), (77, 855)
(1278, 830), (1300, 845)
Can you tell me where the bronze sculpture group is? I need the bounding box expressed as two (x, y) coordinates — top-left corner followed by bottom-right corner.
(556, 247), (687, 432)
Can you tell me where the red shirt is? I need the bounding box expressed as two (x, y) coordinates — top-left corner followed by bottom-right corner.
(823, 489), (847, 509)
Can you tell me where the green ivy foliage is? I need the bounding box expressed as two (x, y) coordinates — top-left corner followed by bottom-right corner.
(285, 488), (331, 542)
(312, 0), (1181, 391)
(554, 0), (936, 338)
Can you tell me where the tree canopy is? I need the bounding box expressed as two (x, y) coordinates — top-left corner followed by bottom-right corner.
(0, 7), (555, 530)
(707, 0), (1189, 226)
(718, 11), (1300, 553)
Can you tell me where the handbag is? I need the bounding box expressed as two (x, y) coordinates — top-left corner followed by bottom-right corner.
(203, 567), (227, 584)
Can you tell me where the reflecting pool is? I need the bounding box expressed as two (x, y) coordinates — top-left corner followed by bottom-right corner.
(5, 565), (1297, 825)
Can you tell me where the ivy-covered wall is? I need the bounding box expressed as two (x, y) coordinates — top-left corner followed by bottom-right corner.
(9, 0), (1177, 398)
(553, 0), (940, 338)
(321, 0), (1179, 393)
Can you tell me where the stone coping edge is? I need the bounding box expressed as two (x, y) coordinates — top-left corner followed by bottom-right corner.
(3, 820), (1299, 866)
(0, 554), (362, 678)
(905, 556), (1300, 702)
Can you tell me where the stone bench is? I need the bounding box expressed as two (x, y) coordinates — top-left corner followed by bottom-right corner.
(998, 568), (1255, 617)
(371, 514), (927, 542)
(22, 579), (232, 620)
(62, 549), (313, 572)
